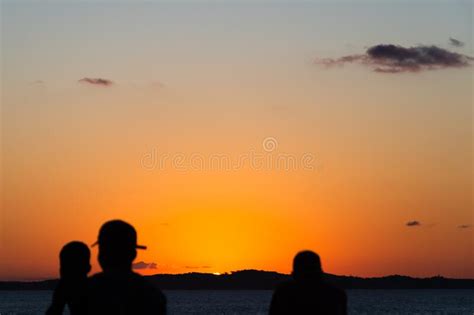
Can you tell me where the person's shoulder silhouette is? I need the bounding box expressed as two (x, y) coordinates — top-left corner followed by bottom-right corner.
(269, 251), (347, 315)
(87, 220), (166, 315)
(46, 241), (91, 315)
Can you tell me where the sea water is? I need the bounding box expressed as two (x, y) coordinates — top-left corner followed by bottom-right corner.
(0, 289), (473, 314)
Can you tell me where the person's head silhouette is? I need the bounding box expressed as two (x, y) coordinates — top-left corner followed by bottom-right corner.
(59, 241), (91, 279)
(46, 242), (91, 315)
(270, 251), (346, 315)
(93, 220), (146, 272)
(292, 250), (322, 281)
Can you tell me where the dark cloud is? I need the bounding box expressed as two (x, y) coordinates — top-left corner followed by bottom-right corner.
(78, 77), (114, 86)
(449, 38), (464, 47)
(406, 221), (421, 227)
(132, 261), (158, 270)
(315, 44), (472, 73)
(458, 225), (471, 229)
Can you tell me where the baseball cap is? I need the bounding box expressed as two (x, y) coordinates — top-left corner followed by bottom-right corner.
(92, 220), (147, 250)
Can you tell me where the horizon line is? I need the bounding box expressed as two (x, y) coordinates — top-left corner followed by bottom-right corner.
(2, 269), (474, 283)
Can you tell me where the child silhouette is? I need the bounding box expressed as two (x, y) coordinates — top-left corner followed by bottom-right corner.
(46, 241), (91, 315)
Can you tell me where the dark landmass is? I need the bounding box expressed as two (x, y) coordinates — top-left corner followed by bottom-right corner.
(1, 270), (473, 290)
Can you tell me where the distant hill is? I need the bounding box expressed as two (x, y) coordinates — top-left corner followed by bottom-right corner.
(1, 270), (473, 290)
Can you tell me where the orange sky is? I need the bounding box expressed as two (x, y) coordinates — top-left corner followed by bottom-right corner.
(1, 1), (472, 280)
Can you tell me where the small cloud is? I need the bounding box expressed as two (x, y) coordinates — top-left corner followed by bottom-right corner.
(185, 265), (212, 269)
(315, 44), (472, 73)
(78, 77), (114, 87)
(449, 38), (464, 47)
(132, 261), (158, 270)
(458, 224), (471, 229)
(406, 220), (421, 227)
(151, 81), (165, 89)
(28, 80), (46, 89)
(314, 55), (364, 68)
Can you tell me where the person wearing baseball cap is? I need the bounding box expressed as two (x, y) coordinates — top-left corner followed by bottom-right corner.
(87, 220), (166, 314)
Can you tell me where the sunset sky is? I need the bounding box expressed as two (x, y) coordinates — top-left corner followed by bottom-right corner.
(1, 0), (472, 281)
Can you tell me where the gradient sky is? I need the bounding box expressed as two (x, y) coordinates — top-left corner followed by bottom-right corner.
(1, 0), (473, 280)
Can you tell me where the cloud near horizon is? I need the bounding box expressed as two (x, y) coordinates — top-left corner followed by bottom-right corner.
(185, 265), (212, 269)
(449, 38), (464, 47)
(315, 44), (472, 73)
(78, 77), (114, 86)
(132, 261), (158, 270)
(406, 221), (421, 227)
(457, 225), (471, 229)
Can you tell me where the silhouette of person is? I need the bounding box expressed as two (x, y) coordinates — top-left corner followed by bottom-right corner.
(269, 251), (347, 315)
(46, 241), (91, 315)
(87, 220), (166, 314)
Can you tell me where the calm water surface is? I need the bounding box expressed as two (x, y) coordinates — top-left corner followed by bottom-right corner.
(0, 290), (473, 314)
